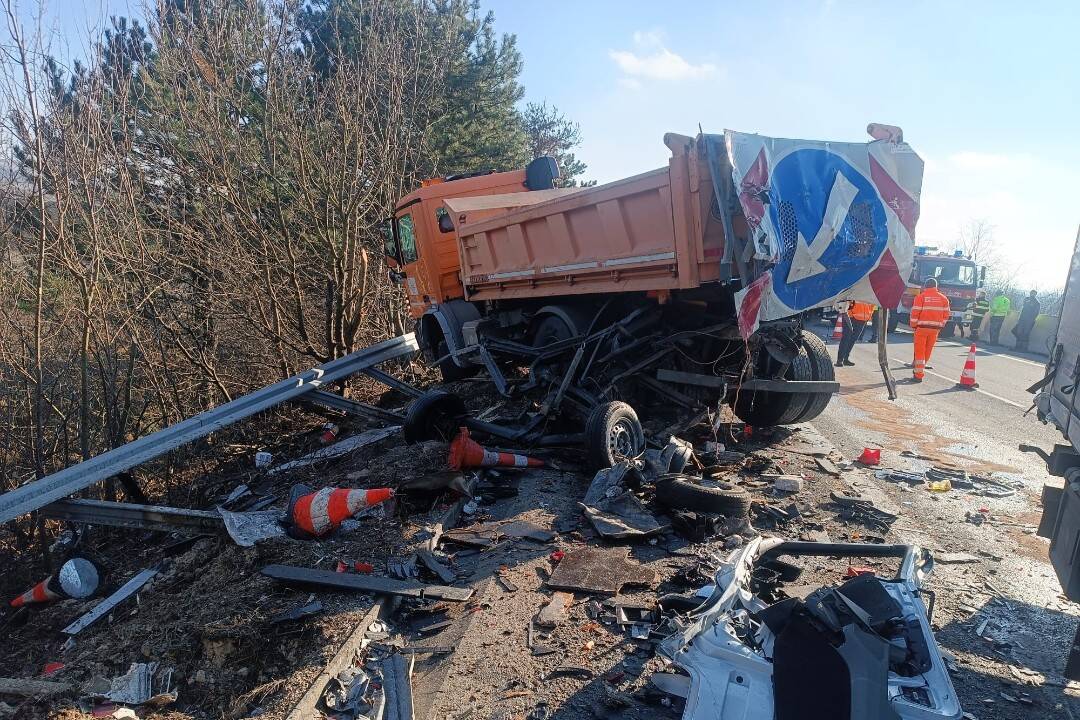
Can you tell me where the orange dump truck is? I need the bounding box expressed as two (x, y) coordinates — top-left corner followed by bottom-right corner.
(386, 128), (921, 466)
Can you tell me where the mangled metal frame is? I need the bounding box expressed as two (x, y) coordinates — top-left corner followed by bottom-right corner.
(432, 307), (835, 449)
(661, 538), (962, 720)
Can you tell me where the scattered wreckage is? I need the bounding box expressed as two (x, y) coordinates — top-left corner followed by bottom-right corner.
(661, 538), (962, 720)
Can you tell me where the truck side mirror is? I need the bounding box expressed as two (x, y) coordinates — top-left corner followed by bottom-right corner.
(438, 213), (455, 233)
(525, 156), (560, 190)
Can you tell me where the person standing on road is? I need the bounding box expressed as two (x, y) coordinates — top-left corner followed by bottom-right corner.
(966, 290), (990, 341)
(988, 292), (1011, 344)
(836, 301), (874, 367)
(1013, 290), (1041, 352)
(910, 279), (950, 382)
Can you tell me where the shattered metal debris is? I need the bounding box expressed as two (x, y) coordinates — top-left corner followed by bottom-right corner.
(417, 549), (456, 584)
(546, 547), (657, 595)
(270, 600), (324, 624)
(388, 554), (420, 580)
(660, 539), (960, 720)
(261, 565), (474, 602)
(545, 666), (594, 681)
(62, 568), (159, 635)
(499, 520), (556, 543)
(536, 592), (574, 628)
(92, 662), (176, 707)
(218, 508), (287, 547)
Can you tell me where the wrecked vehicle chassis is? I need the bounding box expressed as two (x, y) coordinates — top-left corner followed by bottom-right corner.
(662, 539), (962, 720)
(405, 303), (839, 467)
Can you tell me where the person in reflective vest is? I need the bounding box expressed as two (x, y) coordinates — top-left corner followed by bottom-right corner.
(988, 292), (1011, 344)
(910, 279), (950, 382)
(836, 301), (875, 367)
(966, 290), (990, 341)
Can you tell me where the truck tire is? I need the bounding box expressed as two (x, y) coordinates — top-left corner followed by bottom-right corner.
(403, 390), (467, 443)
(887, 312), (900, 334)
(435, 340), (476, 382)
(584, 401), (645, 470)
(532, 314), (576, 348)
(654, 474), (752, 516)
(941, 322), (956, 339)
(733, 346), (812, 426)
(793, 331), (835, 423)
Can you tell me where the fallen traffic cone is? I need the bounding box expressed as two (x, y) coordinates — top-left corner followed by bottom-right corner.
(448, 428), (544, 470)
(287, 484), (394, 539)
(957, 343), (978, 389)
(10, 558), (99, 608)
(831, 313), (845, 341)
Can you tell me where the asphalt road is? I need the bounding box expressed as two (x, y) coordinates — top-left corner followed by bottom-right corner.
(810, 326), (1080, 717)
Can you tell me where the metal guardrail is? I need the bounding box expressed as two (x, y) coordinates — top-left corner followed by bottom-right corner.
(0, 334), (418, 523)
(42, 498), (224, 535)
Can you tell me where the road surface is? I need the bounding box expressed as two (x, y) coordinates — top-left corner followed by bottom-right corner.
(812, 327), (1079, 718)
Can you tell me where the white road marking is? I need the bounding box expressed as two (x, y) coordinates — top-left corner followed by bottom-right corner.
(889, 361), (1027, 409)
(937, 338), (1045, 368)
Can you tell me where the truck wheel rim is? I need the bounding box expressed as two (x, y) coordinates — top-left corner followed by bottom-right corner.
(609, 420), (636, 459)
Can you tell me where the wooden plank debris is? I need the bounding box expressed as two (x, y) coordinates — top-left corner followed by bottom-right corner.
(261, 565), (474, 602)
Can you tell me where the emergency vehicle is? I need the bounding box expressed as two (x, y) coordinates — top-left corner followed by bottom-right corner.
(893, 247), (985, 335)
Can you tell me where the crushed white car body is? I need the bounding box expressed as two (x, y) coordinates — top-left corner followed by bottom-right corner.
(660, 538), (963, 720)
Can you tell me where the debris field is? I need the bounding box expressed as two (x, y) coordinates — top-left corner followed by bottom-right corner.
(0, 374), (1076, 720)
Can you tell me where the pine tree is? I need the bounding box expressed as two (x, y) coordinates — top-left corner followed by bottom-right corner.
(521, 101), (590, 187)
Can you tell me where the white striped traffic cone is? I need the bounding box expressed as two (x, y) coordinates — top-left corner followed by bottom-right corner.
(288, 484), (394, 539)
(957, 343), (978, 389)
(10, 558), (99, 608)
(832, 313), (845, 341)
(447, 428), (545, 470)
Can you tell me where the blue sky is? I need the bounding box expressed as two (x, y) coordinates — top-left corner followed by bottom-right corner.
(25, 0), (1080, 288)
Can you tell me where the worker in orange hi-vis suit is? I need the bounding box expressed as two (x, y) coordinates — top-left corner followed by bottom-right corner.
(910, 278), (951, 382)
(836, 301), (875, 367)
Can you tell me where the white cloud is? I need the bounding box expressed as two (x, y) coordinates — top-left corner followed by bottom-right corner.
(609, 31), (717, 82)
(947, 151), (1034, 172)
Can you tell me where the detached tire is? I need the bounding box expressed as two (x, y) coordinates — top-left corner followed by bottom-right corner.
(655, 474), (751, 516)
(584, 401), (645, 471)
(403, 390), (467, 443)
(793, 331), (835, 423)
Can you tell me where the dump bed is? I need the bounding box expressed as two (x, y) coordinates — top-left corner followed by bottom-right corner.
(445, 135), (728, 301)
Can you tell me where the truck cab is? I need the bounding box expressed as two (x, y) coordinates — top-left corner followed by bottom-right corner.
(383, 158), (571, 373)
(894, 248), (985, 336)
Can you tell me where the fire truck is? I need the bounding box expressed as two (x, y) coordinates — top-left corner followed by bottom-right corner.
(893, 247), (985, 336)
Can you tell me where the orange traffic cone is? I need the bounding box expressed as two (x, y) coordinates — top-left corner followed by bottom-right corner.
(10, 558), (99, 608)
(831, 313), (845, 341)
(957, 343), (978, 389)
(288, 484), (394, 538)
(448, 428), (544, 470)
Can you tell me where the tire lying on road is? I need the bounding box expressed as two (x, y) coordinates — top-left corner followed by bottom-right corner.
(654, 474), (752, 516)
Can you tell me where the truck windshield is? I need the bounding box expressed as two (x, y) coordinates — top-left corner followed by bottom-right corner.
(396, 214), (418, 264)
(914, 261), (977, 287)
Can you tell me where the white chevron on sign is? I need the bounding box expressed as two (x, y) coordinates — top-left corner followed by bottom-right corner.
(787, 171), (860, 284)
